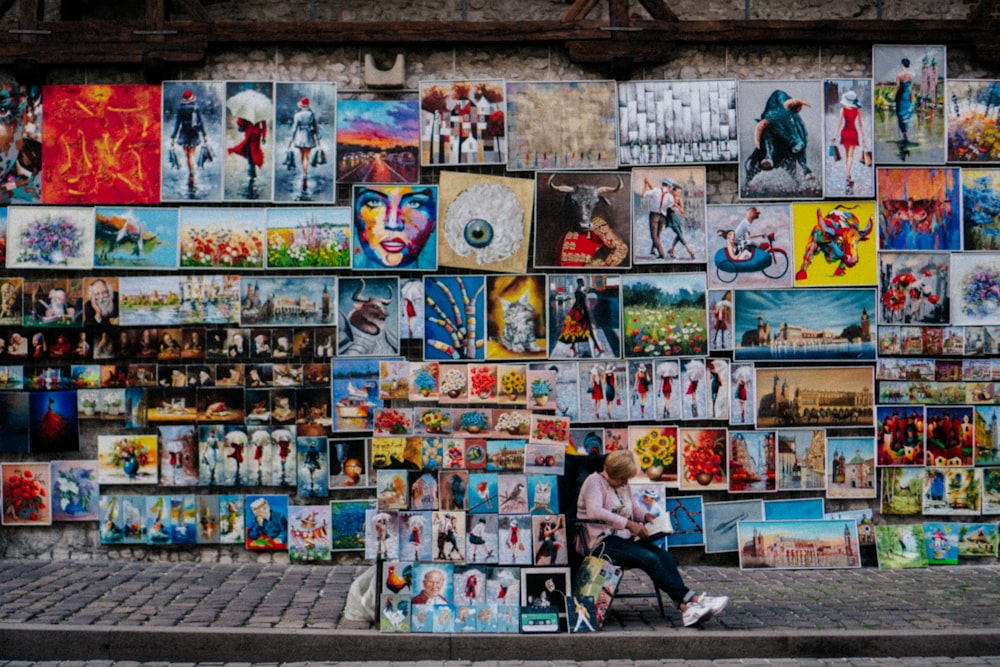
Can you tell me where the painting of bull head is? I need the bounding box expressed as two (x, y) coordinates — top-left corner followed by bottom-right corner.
(738, 81), (823, 201)
(532, 170), (632, 269)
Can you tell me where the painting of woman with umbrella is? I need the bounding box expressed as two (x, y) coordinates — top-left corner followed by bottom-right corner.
(225, 82), (274, 201)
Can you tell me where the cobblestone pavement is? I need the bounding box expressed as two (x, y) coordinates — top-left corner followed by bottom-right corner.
(1, 560), (999, 662)
(4, 661), (1000, 666)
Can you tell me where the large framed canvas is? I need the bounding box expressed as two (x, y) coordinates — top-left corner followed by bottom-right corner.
(506, 80), (618, 171)
(877, 251), (951, 325)
(50, 460), (99, 522)
(728, 430), (776, 494)
(665, 495), (704, 548)
(679, 427), (728, 491)
(240, 276), (337, 328)
(288, 504), (332, 563)
(336, 277), (399, 357)
(0, 84), (41, 204)
(161, 81), (225, 202)
(179, 207), (267, 270)
(877, 167), (961, 251)
(423, 275), (485, 361)
(273, 82), (336, 203)
(336, 99), (419, 184)
(791, 201), (877, 286)
(533, 171), (631, 270)
(823, 79), (874, 198)
(877, 405), (926, 466)
(738, 80), (823, 200)
(947, 80), (1000, 163)
(923, 467), (982, 516)
(702, 498), (763, 553)
(6, 206), (94, 270)
(872, 45), (946, 165)
(755, 366), (873, 429)
(706, 204), (793, 290)
(436, 171), (534, 273)
(738, 520), (861, 569)
(621, 272), (706, 358)
(224, 81), (274, 201)
(881, 467), (926, 515)
(265, 206), (351, 269)
(974, 406), (1000, 466)
(97, 434), (158, 485)
(958, 522), (999, 556)
(420, 80), (506, 166)
(352, 184), (437, 270)
(547, 274), (620, 360)
(733, 288), (877, 362)
(962, 169), (1000, 251)
(42, 84), (161, 204)
(94, 207), (179, 270)
(775, 429), (827, 491)
(875, 524), (928, 569)
(245, 494), (289, 550)
(485, 275), (546, 360)
(763, 497), (824, 521)
(730, 363), (756, 426)
(330, 498), (372, 551)
(617, 80), (737, 165)
(826, 436), (876, 499)
(631, 167), (707, 266)
(2, 462), (51, 525)
(118, 276), (181, 326)
(950, 253), (1000, 326)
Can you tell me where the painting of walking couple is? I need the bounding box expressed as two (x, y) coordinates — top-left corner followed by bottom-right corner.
(631, 167), (707, 265)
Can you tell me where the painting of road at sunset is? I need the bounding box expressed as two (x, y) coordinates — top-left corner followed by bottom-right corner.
(336, 100), (420, 184)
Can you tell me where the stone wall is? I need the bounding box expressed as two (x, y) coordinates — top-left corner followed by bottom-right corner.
(1, 0), (1000, 563)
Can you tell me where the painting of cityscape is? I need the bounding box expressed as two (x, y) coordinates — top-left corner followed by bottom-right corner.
(754, 366), (874, 429)
(733, 288), (877, 362)
(738, 519), (862, 569)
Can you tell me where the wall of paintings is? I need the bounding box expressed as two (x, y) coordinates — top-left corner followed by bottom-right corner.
(1, 37), (1000, 604)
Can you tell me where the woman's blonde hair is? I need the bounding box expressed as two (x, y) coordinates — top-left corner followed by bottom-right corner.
(604, 449), (637, 481)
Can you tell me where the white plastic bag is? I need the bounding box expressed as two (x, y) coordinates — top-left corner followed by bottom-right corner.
(344, 564), (377, 623)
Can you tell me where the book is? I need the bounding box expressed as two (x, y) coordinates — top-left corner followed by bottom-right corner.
(643, 513), (674, 541)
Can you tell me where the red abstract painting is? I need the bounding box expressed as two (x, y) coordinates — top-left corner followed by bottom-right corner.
(42, 84), (161, 204)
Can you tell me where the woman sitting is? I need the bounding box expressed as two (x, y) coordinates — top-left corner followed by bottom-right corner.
(576, 449), (729, 626)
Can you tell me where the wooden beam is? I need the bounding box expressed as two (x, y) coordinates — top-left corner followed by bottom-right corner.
(609, 0), (629, 26)
(562, 0), (601, 23)
(146, 0), (166, 29)
(169, 0), (211, 23)
(0, 15), (998, 68)
(0, 0), (16, 21)
(18, 0), (39, 29)
(635, 0), (677, 21)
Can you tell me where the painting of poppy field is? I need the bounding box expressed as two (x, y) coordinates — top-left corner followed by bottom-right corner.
(621, 273), (707, 357)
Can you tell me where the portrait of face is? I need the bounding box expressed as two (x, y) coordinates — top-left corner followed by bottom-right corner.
(353, 185), (437, 269)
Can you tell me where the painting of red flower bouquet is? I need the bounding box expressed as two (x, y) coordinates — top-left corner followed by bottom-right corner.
(679, 427), (728, 491)
(2, 463), (51, 525)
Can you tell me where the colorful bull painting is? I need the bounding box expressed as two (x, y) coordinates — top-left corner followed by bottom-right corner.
(792, 201), (878, 287)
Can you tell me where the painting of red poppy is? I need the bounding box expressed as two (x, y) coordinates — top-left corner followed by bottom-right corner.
(42, 84), (161, 204)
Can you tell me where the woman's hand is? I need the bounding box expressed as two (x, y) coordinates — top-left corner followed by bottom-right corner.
(626, 519), (648, 539)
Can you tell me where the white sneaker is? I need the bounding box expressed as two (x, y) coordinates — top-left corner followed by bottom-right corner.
(697, 593), (729, 620)
(682, 601), (711, 627)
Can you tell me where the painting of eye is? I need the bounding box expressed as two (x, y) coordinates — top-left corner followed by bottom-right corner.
(464, 218), (494, 248)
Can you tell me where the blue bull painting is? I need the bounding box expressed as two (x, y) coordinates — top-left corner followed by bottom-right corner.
(742, 88), (820, 198)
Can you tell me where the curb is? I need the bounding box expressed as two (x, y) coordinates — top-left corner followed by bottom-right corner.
(3, 624), (1000, 662)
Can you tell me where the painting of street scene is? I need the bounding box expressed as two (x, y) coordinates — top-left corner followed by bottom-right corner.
(755, 366), (874, 429)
